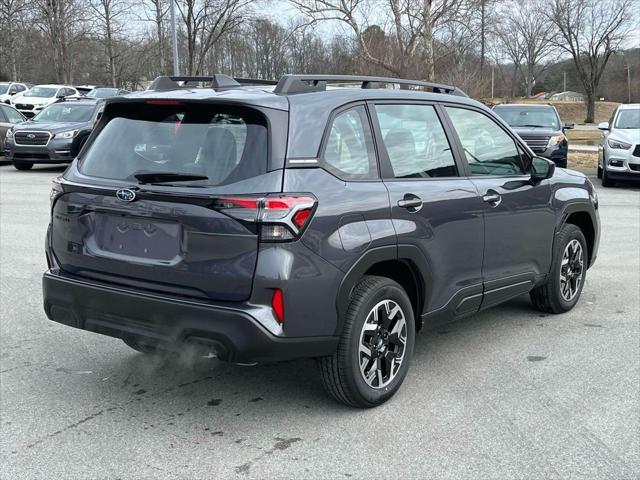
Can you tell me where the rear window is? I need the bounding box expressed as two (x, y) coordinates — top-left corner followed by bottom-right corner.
(80, 103), (268, 186)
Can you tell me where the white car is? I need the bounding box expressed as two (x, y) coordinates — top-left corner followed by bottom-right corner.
(10, 85), (80, 118)
(598, 104), (640, 187)
(0, 82), (29, 104)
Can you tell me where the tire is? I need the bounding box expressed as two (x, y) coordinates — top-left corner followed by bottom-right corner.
(12, 160), (33, 171)
(318, 275), (416, 408)
(122, 337), (161, 354)
(530, 224), (587, 314)
(597, 166), (603, 179)
(601, 166), (613, 187)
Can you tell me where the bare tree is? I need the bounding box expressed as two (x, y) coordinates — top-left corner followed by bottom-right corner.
(176, 0), (250, 75)
(291, 0), (464, 80)
(511, 0), (555, 96)
(89, 0), (130, 86)
(31, 0), (89, 83)
(0, 0), (27, 79)
(141, 0), (169, 75)
(493, 9), (525, 96)
(548, 0), (634, 122)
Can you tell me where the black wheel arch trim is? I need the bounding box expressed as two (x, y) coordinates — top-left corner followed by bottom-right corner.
(555, 201), (598, 267)
(335, 244), (433, 335)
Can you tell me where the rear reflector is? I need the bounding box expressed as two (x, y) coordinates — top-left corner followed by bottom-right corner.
(272, 289), (284, 323)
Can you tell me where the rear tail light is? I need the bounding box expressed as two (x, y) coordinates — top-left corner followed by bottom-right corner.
(50, 177), (64, 206)
(213, 194), (316, 242)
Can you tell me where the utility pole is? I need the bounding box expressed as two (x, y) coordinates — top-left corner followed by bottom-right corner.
(563, 71), (567, 92)
(625, 65), (631, 104)
(169, 0), (180, 76)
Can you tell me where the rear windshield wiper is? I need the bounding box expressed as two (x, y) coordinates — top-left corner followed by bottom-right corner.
(133, 172), (209, 184)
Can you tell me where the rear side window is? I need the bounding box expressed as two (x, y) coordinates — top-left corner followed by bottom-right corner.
(80, 103), (267, 186)
(446, 107), (525, 176)
(322, 105), (377, 180)
(375, 104), (457, 178)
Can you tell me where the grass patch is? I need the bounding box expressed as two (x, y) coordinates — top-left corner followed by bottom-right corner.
(566, 129), (601, 145)
(568, 151), (598, 170)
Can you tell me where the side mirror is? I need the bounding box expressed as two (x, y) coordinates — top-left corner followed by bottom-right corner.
(598, 122), (610, 131)
(531, 156), (556, 183)
(563, 122), (575, 130)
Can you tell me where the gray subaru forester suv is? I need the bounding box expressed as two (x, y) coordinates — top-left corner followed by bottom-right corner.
(43, 74), (600, 407)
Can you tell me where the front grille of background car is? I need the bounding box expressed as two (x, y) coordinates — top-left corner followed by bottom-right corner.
(518, 135), (551, 153)
(15, 104), (34, 110)
(633, 145), (640, 157)
(629, 164), (640, 172)
(14, 131), (50, 146)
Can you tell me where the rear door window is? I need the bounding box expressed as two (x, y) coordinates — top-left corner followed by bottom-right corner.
(375, 104), (457, 178)
(80, 103), (268, 186)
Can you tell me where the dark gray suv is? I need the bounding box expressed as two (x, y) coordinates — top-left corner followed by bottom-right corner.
(492, 104), (574, 168)
(43, 74), (600, 407)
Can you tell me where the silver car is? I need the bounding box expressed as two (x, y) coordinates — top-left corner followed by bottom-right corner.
(598, 104), (640, 186)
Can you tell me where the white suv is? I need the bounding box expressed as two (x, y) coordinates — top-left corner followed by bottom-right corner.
(10, 85), (80, 118)
(0, 82), (29, 104)
(598, 104), (640, 187)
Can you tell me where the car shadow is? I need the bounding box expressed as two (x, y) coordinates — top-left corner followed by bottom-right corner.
(89, 294), (544, 417)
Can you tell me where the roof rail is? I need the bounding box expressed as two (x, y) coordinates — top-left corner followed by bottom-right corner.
(273, 74), (467, 96)
(147, 75), (278, 91)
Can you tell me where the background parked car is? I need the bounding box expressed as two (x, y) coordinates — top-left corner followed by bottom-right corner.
(598, 104), (640, 186)
(86, 87), (130, 98)
(10, 84), (80, 118)
(0, 103), (26, 141)
(74, 85), (98, 96)
(492, 104), (574, 167)
(4, 97), (103, 170)
(0, 82), (29, 104)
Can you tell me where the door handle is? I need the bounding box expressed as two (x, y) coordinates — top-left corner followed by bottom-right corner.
(398, 194), (423, 212)
(482, 191), (502, 207)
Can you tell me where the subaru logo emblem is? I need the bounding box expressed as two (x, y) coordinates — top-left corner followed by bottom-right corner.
(116, 189), (136, 202)
(27, 133), (35, 139)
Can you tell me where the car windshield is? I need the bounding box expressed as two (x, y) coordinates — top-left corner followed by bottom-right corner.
(494, 107), (559, 129)
(80, 103), (268, 187)
(25, 87), (58, 98)
(33, 103), (95, 122)
(614, 109), (640, 129)
(87, 88), (119, 98)
(0, 84), (8, 94)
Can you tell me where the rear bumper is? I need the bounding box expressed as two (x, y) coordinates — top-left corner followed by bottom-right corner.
(42, 270), (338, 363)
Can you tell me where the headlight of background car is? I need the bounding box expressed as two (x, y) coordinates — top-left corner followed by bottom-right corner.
(55, 130), (78, 139)
(608, 138), (632, 150)
(548, 134), (567, 146)
(5, 129), (13, 139)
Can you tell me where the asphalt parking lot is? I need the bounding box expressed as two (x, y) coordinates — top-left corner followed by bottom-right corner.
(1, 164), (638, 480)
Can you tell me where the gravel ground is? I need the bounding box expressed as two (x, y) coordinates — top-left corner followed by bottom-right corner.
(1, 164), (638, 480)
